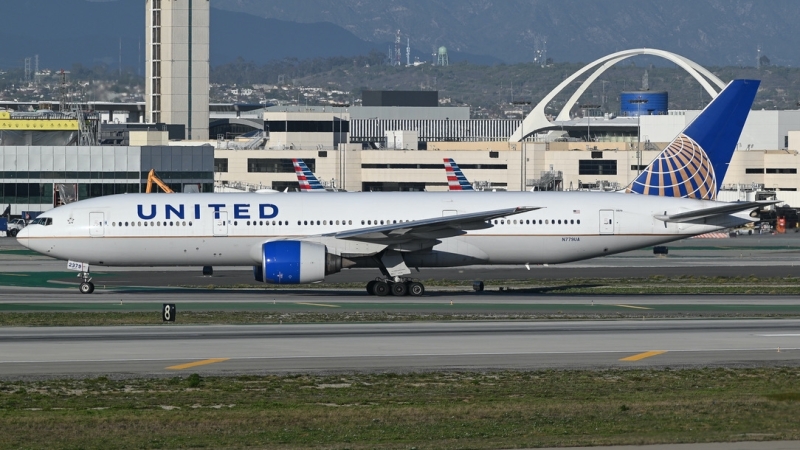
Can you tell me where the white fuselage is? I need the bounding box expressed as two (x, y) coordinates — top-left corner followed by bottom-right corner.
(17, 191), (750, 268)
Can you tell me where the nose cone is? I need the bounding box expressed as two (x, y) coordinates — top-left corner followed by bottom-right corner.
(15, 226), (30, 248)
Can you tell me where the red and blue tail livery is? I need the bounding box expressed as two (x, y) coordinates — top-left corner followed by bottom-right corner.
(292, 158), (325, 191)
(626, 79), (759, 200)
(444, 158), (474, 191)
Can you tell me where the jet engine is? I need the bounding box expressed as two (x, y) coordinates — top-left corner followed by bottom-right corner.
(253, 241), (346, 284)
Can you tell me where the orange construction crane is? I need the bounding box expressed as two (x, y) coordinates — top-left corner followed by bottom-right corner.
(145, 169), (174, 193)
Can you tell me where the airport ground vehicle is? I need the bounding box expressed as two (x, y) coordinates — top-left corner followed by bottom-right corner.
(6, 218), (28, 238)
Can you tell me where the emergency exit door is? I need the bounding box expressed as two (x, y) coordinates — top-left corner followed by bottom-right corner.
(599, 210), (615, 235)
(89, 212), (104, 237)
(213, 211), (228, 236)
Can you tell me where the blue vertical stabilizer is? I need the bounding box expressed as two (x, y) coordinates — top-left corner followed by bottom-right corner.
(626, 79), (759, 199)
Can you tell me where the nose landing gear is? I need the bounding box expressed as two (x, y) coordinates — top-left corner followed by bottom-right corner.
(77, 271), (94, 294)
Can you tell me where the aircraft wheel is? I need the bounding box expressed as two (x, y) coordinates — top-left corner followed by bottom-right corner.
(408, 282), (425, 297)
(366, 280), (378, 295)
(373, 281), (389, 297)
(391, 281), (408, 296)
(79, 282), (95, 294)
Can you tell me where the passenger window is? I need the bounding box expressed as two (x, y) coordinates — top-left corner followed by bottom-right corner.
(304, 221), (308, 225)
(558, 220), (561, 224)
(348, 220), (352, 225)
(188, 222), (192, 226)
(570, 220), (574, 224)
(545, 220), (549, 224)
(577, 219), (581, 224)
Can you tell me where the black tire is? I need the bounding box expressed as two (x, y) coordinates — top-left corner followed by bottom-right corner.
(391, 281), (408, 296)
(9, 229), (18, 238)
(366, 280), (378, 295)
(408, 282), (425, 297)
(79, 282), (94, 294)
(373, 281), (389, 296)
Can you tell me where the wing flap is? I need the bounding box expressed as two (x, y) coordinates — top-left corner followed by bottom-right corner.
(331, 206), (541, 244)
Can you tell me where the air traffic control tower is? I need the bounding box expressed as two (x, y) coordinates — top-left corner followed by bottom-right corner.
(145, 0), (209, 140)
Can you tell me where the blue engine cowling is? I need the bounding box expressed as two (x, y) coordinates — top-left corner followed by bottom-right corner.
(253, 241), (343, 284)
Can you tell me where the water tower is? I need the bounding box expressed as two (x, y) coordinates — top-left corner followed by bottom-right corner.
(437, 46), (449, 66)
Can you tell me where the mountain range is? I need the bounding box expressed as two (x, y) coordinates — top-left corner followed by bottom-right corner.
(0, 0), (798, 71)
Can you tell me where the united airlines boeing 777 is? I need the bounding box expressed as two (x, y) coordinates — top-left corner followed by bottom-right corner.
(18, 80), (769, 296)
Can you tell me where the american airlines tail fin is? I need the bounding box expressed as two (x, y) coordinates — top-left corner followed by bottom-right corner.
(625, 79), (759, 200)
(444, 158), (475, 191)
(292, 158), (326, 191)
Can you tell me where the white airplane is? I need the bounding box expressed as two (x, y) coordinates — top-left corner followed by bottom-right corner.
(292, 158), (345, 192)
(19, 79), (770, 297)
(444, 158), (475, 191)
(292, 158), (326, 191)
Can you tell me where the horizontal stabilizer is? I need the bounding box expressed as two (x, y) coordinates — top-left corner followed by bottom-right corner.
(654, 201), (778, 223)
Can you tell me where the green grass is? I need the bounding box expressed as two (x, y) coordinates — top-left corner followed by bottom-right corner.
(2, 307), (800, 327)
(1, 368), (800, 449)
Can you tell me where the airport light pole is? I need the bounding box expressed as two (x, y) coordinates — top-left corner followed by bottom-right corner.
(629, 98), (649, 175)
(513, 101), (531, 191)
(331, 103), (350, 148)
(579, 104), (601, 142)
(332, 103), (350, 190)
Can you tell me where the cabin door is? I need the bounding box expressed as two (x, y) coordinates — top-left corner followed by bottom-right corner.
(599, 210), (615, 235)
(213, 211), (228, 237)
(89, 212), (104, 237)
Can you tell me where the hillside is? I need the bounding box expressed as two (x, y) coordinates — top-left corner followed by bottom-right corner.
(212, 0), (800, 66)
(210, 57), (800, 119)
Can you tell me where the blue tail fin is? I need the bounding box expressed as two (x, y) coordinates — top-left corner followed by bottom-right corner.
(292, 158), (326, 191)
(626, 79), (759, 200)
(444, 158), (474, 191)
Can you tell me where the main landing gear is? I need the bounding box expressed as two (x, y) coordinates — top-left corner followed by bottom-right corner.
(78, 271), (94, 294)
(366, 278), (425, 297)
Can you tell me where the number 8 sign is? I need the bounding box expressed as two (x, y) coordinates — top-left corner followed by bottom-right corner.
(163, 304), (176, 322)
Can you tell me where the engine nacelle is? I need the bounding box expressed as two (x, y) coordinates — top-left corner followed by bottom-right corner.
(253, 241), (344, 284)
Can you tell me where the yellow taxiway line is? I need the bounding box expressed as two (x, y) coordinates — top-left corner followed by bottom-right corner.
(296, 302), (340, 308)
(167, 358), (230, 370)
(620, 350), (668, 362)
(615, 304), (653, 310)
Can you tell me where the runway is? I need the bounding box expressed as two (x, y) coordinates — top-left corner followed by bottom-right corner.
(3, 235), (800, 380)
(3, 233), (800, 289)
(1, 319), (798, 378)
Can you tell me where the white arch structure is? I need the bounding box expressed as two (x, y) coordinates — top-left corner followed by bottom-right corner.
(509, 48), (727, 142)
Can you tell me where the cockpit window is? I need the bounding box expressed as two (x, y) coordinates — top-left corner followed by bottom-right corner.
(31, 217), (53, 226)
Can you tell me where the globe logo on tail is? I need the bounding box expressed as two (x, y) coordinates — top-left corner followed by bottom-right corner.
(626, 134), (716, 200)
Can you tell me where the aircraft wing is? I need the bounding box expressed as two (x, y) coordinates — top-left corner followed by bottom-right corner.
(328, 206), (540, 244)
(654, 201), (779, 223)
